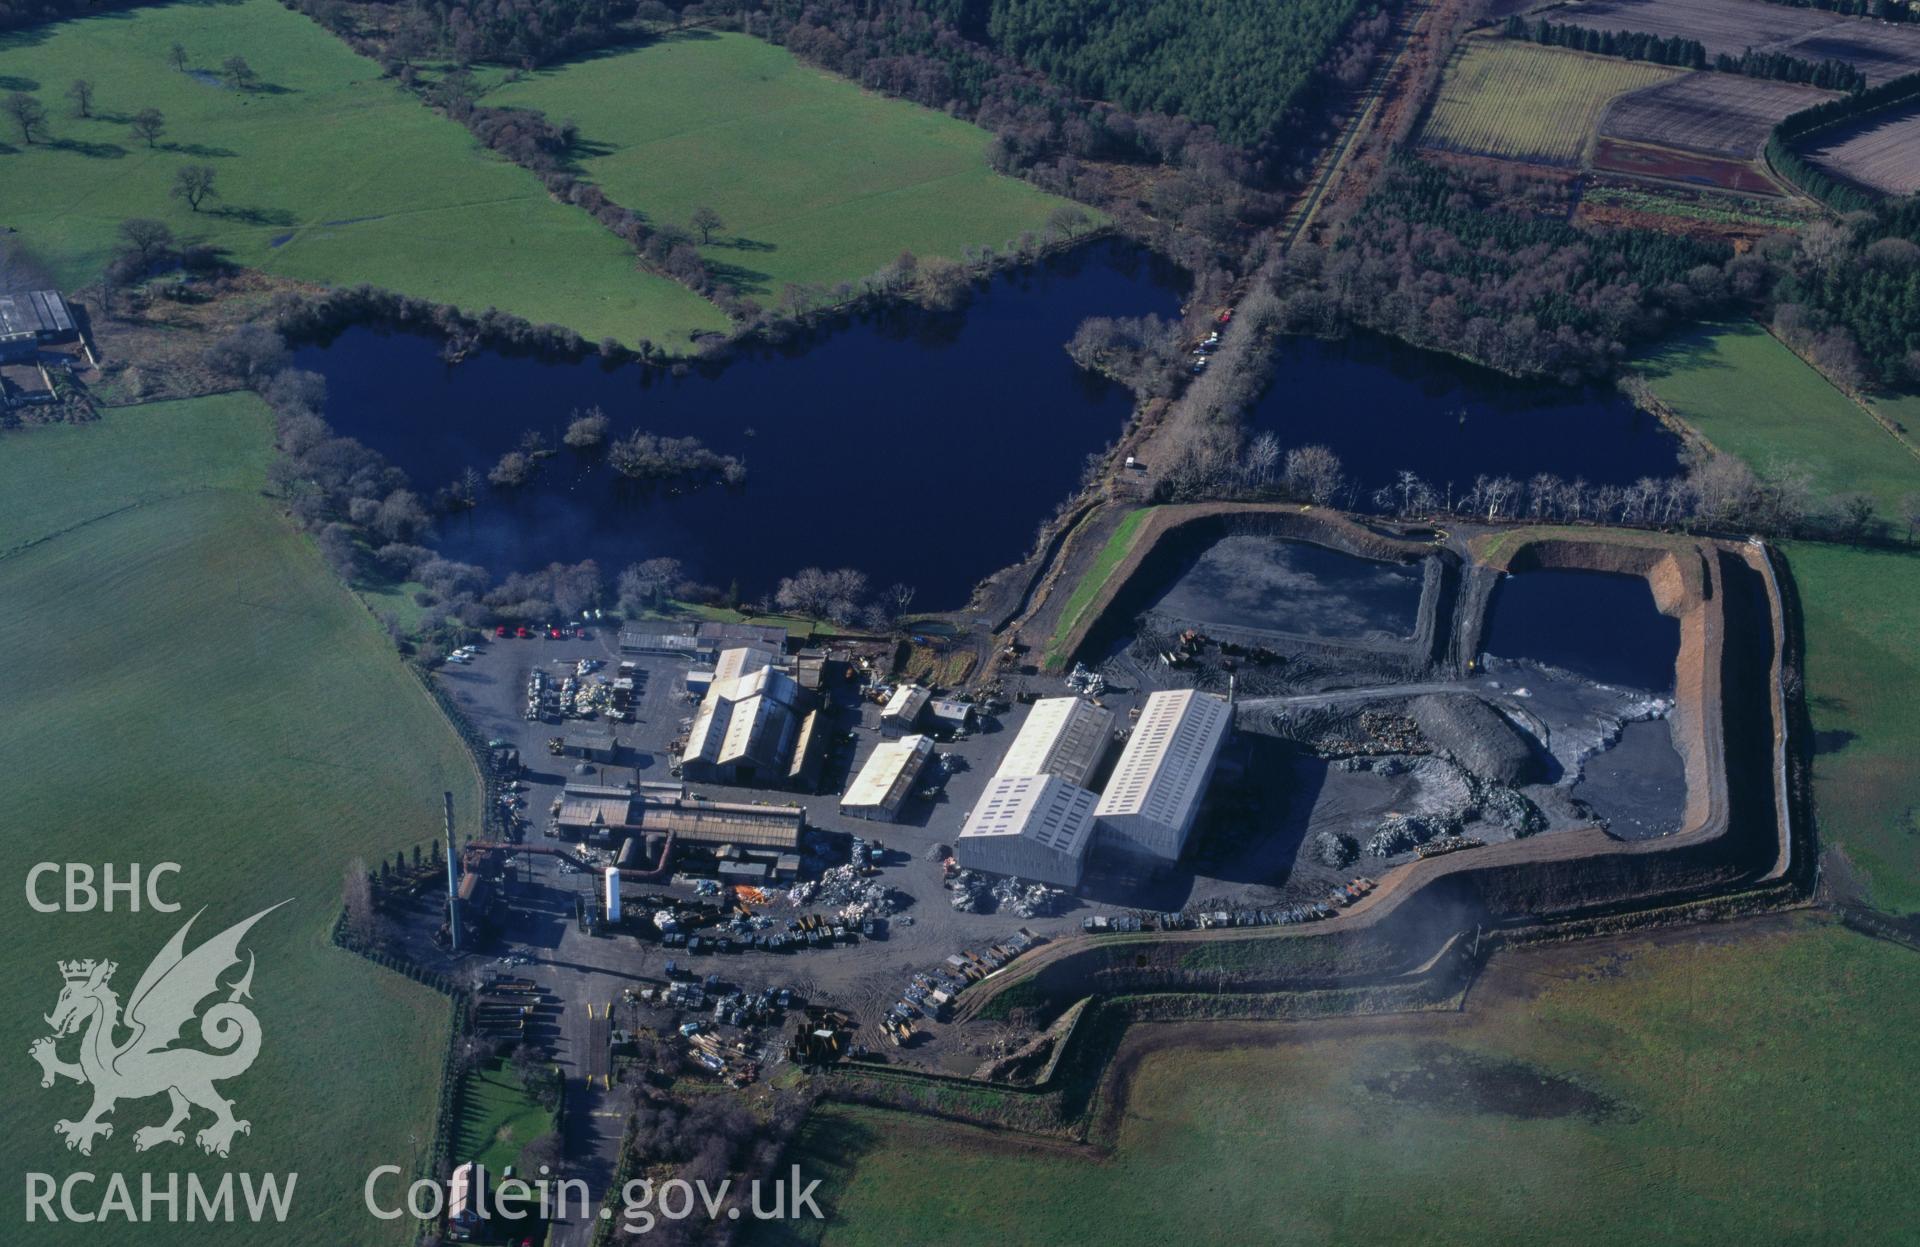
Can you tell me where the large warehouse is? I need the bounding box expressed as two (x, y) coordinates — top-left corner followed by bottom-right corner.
(995, 696), (1116, 789)
(679, 648), (809, 785)
(553, 781), (803, 853)
(956, 773), (1098, 888)
(1093, 689), (1231, 861)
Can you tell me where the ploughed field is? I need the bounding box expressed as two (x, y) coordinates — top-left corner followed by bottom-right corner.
(0, 0), (729, 345)
(0, 396), (480, 1245)
(1600, 73), (1836, 160)
(763, 918), (1920, 1246)
(482, 32), (1076, 297)
(1418, 39), (1678, 165)
(1804, 100), (1920, 196)
(1561, 0), (1920, 77)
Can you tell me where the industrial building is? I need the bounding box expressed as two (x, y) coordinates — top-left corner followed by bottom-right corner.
(955, 773), (1098, 888)
(880, 683), (931, 735)
(559, 726), (621, 763)
(618, 619), (787, 663)
(929, 698), (977, 736)
(840, 734), (934, 822)
(679, 648), (810, 785)
(553, 781), (804, 853)
(0, 290), (76, 360)
(1093, 689), (1231, 861)
(994, 696), (1117, 789)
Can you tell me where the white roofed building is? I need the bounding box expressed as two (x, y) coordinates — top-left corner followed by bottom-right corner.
(679, 649), (807, 786)
(880, 683), (931, 735)
(956, 774), (1097, 888)
(1093, 690), (1230, 861)
(840, 734), (934, 822)
(994, 696), (1116, 789)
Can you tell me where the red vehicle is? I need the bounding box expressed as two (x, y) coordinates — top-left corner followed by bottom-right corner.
(495, 625), (509, 638)
(547, 626), (563, 639)
(573, 627), (588, 639)
(514, 626), (530, 639)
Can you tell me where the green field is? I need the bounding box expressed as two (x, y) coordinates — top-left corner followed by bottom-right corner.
(0, 399), (481, 1243)
(454, 1059), (554, 1175)
(1420, 40), (1678, 165)
(1637, 319), (1920, 514)
(1787, 542), (1920, 912)
(776, 918), (1919, 1245)
(486, 32), (1076, 297)
(0, 0), (728, 345)
(1046, 505), (1156, 667)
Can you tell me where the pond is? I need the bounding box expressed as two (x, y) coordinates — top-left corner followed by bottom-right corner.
(301, 239), (1188, 609)
(1482, 569), (1680, 692)
(1247, 333), (1685, 503)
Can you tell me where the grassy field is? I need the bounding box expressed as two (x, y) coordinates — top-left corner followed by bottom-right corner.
(1637, 319), (1920, 514)
(770, 917), (1919, 1245)
(1787, 542), (1920, 912)
(454, 1059), (554, 1175)
(486, 32), (1076, 297)
(0, 399), (481, 1243)
(0, 0), (728, 345)
(1045, 505), (1156, 667)
(1420, 40), (1678, 165)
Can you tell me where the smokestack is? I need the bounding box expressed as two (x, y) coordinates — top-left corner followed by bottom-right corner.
(604, 867), (622, 925)
(444, 791), (460, 954)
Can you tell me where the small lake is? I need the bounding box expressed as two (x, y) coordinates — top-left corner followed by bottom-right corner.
(1483, 569), (1680, 691)
(302, 239), (1188, 608)
(1248, 333), (1684, 502)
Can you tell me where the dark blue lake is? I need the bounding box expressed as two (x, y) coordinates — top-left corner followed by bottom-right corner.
(302, 239), (1187, 608)
(1484, 569), (1680, 691)
(1248, 333), (1685, 503)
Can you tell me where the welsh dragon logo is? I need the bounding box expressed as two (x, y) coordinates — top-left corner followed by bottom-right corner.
(28, 902), (285, 1158)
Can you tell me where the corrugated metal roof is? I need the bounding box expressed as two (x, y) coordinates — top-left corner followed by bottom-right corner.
(995, 696), (1116, 788)
(0, 290), (73, 338)
(842, 734), (933, 812)
(1093, 690), (1229, 830)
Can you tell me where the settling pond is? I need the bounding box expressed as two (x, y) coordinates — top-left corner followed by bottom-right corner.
(307, 250), (1688, 608)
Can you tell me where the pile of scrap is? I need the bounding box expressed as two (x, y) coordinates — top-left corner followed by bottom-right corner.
(787, 1007), (854, 1066)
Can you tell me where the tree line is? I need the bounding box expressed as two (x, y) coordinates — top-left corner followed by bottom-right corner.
(1504, 17), (1868, 91)
(1748, 0), (1918, 20)
(1768, 69), (1920, 212)
(1772, 203), (1920, 387)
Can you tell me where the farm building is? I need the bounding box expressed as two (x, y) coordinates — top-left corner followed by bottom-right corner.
(880, 683), (931, 735)
(560, 726), (621, 763)
(841, 734), (934, 822)
(929, 698), (976, 735)
(0, 290), (76, 361)
(679, 650), (810, 785)
(1093, 689), (1231, 861)
(994, 696), (1117, 789)
(955, 773), (1097, 888)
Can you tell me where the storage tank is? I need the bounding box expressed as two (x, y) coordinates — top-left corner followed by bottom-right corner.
(603, 866), (621, 924)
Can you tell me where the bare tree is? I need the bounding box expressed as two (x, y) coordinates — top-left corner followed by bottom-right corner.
(117, 218), (175, 268)
(1282, 444), (1345, 504)
(168, 42), (189, 72)
(221, 55), (257, 90)
(488, 451), (534, 488)
(1047, 205), (1092, 239)
(171, 164), (218, 211)
(1900, 492), (1920, 545)
(66, 79), (94, 119)
(4, 92), (50, 144)
(689, 206), (724, 245)
(130, 108), (166, 148)
(563, 407), (610, 449)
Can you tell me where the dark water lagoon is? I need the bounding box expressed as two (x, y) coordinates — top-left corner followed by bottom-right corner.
(1248, 333), (1685, 502)
(1483, 569), (1680, 692)
(302, 240), (1189, 608)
